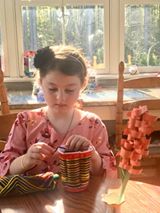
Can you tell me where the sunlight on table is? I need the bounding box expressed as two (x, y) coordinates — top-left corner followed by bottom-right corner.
(45, 199), (64, 213)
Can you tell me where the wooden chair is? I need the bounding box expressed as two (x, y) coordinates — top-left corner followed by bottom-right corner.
(115, 61), (160, 177)
(0, 69), (10, 114)
(0, 113), (17, 151)
(0, 69), (17, 151)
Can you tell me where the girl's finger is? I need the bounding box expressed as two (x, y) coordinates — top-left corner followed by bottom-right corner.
(67, 136), (80, 151)
(80, 140), (90, 151)
(30, 144), (54, 156)
(65, 135), (90, 151)
(73, 139), (87, 151)
(68, 138), (90, 151)
(65, 135), (75, 148)
(32, 159), (43, 166)
(38, 142), (55, 152)
(29, 152), (43, 160)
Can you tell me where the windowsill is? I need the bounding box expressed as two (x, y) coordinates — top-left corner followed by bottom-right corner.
(4, 71), (159, 90)
(4, 75), (118, 89)
(4, 79), (34, 91)
(4, 77), (35, 83)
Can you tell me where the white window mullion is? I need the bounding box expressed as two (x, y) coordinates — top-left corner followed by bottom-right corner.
(109, 0), (121, 73)
(4, 0), (19, 78)
(119, 1), (125, 63)
(0, 0), (9, 76)
(15, 0), (25, 77)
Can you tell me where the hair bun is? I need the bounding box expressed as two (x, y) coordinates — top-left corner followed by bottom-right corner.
(34, 46), (55, 70)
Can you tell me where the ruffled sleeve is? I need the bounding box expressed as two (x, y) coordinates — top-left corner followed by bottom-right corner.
(91, 117), (117, 178)
(0, 112), (28, 176)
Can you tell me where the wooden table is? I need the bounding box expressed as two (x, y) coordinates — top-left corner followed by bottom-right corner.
(0, 175), (160, 213)
(121, 178), (160, 213)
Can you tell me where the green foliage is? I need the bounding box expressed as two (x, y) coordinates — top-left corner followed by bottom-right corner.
(22, 5), (104, 66)
(22, 4), (160, 68)
(125, 4), (160, 67)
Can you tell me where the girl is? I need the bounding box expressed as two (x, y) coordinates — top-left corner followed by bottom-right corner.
(0, 46), (115, 176)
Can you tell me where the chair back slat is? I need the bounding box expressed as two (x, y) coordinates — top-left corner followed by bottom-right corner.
(0, 69), (10, 114)
(124, 76), (160, 88)
(0, 113), (17, 140)
(0, 113), (17, 151)
(116, 61), (160, 147)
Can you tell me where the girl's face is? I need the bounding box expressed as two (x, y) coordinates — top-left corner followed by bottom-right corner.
(40, 71), (85, 112)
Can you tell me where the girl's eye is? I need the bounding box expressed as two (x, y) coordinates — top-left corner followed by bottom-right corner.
(65, 89), (75, 94)
(48, 88), (57, 92)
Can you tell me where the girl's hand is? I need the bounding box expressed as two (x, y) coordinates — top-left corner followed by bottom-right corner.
(65, 135), (92, 152)
(23, 142), (54, 169)
(65, 135), (102, 175)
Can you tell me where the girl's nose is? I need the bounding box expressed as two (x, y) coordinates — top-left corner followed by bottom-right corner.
(56, 90), (65, 102)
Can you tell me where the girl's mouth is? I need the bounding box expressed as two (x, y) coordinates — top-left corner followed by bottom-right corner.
(55, 104), (67, 107)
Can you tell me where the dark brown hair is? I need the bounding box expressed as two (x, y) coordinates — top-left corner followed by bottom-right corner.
(34, 45), (87, 84)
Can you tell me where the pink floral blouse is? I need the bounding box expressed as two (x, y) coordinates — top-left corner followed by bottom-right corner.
(0, 108), (115, 176)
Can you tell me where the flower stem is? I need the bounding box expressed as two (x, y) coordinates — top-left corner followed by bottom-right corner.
(119, 169), (130, 202)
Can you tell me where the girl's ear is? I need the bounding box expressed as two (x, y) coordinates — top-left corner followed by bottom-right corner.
(81, 77), (88, 92)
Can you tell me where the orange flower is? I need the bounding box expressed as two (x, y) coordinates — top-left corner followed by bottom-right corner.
(102, 105), (157, 206)
(118, 105), (157, 175)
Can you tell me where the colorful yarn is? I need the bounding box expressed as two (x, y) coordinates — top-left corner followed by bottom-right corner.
(0, 172), (59, 196)
(58, 146), (93, 192)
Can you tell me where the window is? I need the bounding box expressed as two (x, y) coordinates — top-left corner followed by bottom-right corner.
(21, 4), (105, 76)
(0, 0), (160, 80)
(121, 0), (160, 72)
(1, 0), (110, 78)
(16, 0), (109, 78)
